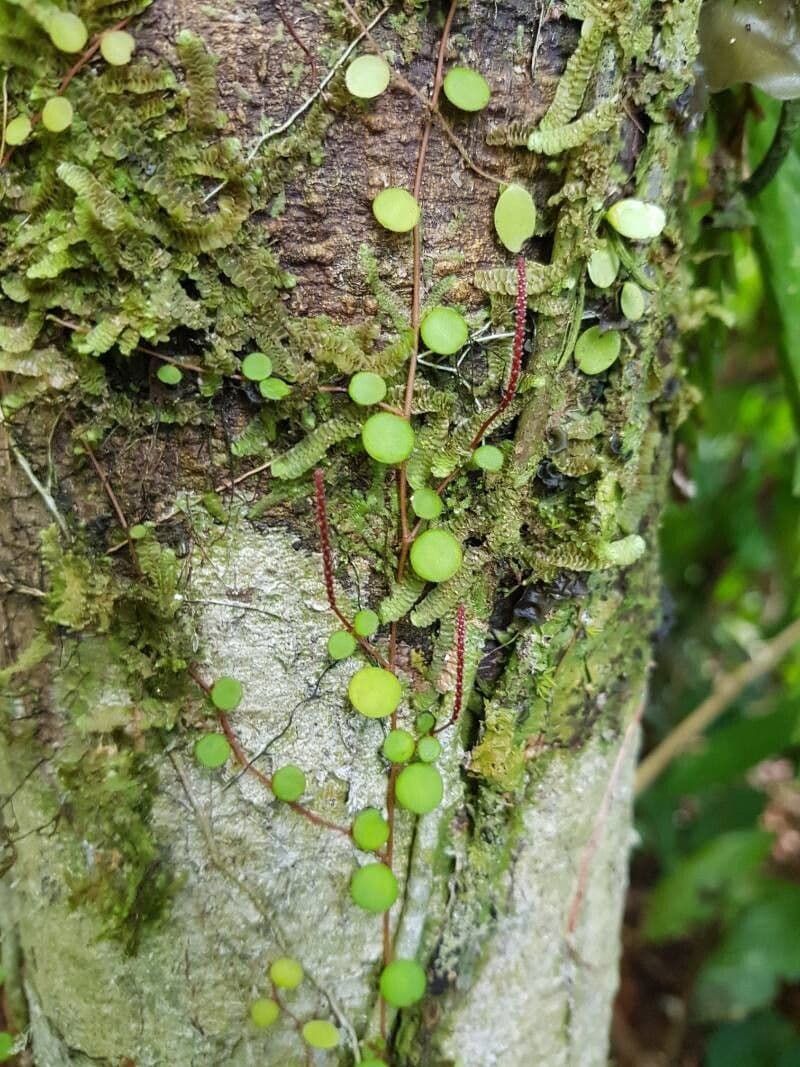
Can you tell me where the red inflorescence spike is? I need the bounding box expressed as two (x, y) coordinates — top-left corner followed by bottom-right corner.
(471, 255), (527, 445)
(435, 602), (467, 734)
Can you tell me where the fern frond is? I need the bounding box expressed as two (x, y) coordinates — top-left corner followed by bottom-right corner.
(271, 417), (362, 480)
(539, 20), (605, 131)
(158, 182), (249, 252)
(58, 163), (137, 233)
(527, 100), (617, 156)
(73, 314), (127, 356)
(379, 576), (426, 624)
(0, 311), (44, 353)
(411, 550), (486, 628)
(101, 62), (177, 95)
(176, 30), (219, 130)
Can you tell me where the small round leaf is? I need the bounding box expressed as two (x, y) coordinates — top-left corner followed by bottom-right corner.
(605, 198), (666, 241)
(194, 733), (231, 768)
(409, 528), (463, 583)
(346, 54), (391, 99)
(574, 326), (622, 375)
(210, 676), (243, 711)
(379, 959), (427, 1007)
(362, 412), (415, 464)
(395, 762), (443, 815)
(348, 666), (402, 719)
(41, 97), (73, 132)
(349, 371), (387, 406)
(443, 66), (491, 111)
(494, 184), (536, 253)
(372, 187), (420, 232)
(241, 351), (272, 380)
(272, 764), (306, 802)
(420, 306), (469, 355)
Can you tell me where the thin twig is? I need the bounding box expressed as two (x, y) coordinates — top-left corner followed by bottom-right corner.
(106, 460), (273, 554)
(203, 5), (391, 203)
(635, 616), (800, 793)
(0, 413), (70, 537)
(186, 665), (352, 837)
(78, 432), (143, 576)
(313, 469), (390, 668)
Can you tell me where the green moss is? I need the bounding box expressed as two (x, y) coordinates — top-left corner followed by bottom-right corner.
(58, 744), (176, 954)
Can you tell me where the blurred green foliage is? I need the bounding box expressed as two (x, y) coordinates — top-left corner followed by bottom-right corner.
(632, 91), (800, 1064)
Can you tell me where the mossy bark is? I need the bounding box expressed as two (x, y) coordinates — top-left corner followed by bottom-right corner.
(0, 0), (701, 1064)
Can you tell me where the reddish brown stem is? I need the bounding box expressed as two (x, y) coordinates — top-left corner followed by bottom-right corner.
(187, 667), (351, 837)
(433, 603), (466, 734)
(395, 0), (459, 577)
(312, 469), (391, 669)
(468, 254), (527, 447)
(272, 0), (318, 82)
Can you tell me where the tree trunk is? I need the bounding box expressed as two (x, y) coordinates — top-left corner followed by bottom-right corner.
(0, 0), (700, 1064)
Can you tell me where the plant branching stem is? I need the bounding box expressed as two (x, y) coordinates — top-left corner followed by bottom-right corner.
(635, 616), (800, 793)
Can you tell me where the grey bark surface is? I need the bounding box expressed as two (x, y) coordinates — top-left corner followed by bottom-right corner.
(0, 0), (699, 1063)
(2, 529), (640, 1067)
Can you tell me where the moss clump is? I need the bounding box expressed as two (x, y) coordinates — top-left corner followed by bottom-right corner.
(58, 745), (175, 954)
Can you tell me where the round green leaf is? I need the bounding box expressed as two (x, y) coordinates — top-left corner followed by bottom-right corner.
(41, 97), (73, 132)
(348, 666), (402, 719)
(420, 306), (469, 355)
(372, 187), (420, 232)
(574, 326), (622, 375)
(327, 629), (357, 660)
(379, 959), (427, 1007)
(5, 115), (31, 145)
(250, 998), (280, 1028)
(587, 242), (620, 288)
(383, 728), (415, 764)
(270, 956), (303, 989)
(352, 807), (390, 851)
(48, 11), (88, 52)
(100, 29), (136, 66)
(194, 733), (231, 768)
(395, 762), (443, 814)
(415, 711), (435, 735)
(210, 676), (243, 711)
(353, 608), (380, 637)
(417, 735), (442, 763)
(349, 371), (387, 406)
(409, 528), (463, 583)
(411, 488), (443, 520)
(494, 184), (536, 253)
(156, 363), (182, 386)
(605, 198), (666, 241)
(272, 764), (306, 802)
(346, 54), (391, 99)
(259, 377), (291, 400)
(472, 444), (504, 471)
(302, 1019), (340, 1050)
(350, 862), (398, 913)
(241, 351), (272, 380)
(362, 412), (415, 464)
(443, 66), (491, 111)
(621, 280), (646, 321)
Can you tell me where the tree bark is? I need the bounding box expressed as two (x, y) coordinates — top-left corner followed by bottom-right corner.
(0, 0), (701, 1064)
